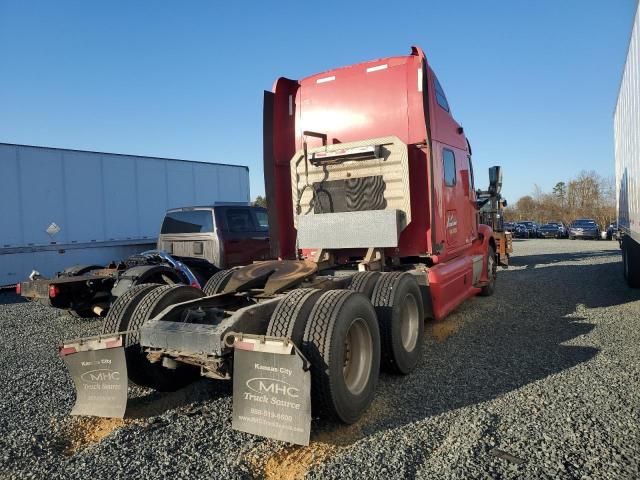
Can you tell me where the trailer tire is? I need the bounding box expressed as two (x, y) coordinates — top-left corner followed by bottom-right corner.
(480, 245), (497, 297)
(348, 272), (381, 299)
(371, 273), (424, 374)
(102, 283), (162, 336)
(302, 290), (380, 424)
(203, 269), (234, 295)
(125, 285), (205, 391)
(267, 288), (322, 345)
(623, 236), (640, 288)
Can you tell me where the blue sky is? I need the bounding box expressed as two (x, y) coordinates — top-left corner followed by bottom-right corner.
(0, 0), (635, 203)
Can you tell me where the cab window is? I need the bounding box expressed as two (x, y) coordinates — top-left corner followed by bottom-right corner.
(225, 208), (255, 232)
(160, 210), (213, 234)
(434, 76), (450, 112)
(253, 209), (269, 232)
(443, 149), (456, 186)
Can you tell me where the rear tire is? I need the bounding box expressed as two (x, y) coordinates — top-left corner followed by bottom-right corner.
(371, 273), (424, 374)
(480, 245), (497, 297)
(348, 272), (381, 299)
(302, 290), (380, 424)
(203, 269), (234, 295)
(125, 285), (205, 390)
(266, 288), (322, 345)
(102, 283), (162, 335)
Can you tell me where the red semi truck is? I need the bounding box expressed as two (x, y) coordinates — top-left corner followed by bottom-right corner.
(60, 46), (505, 443)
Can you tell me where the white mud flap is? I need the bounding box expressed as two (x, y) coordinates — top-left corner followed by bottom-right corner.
(60, 335), (128, 418)
(230, 334), (311, 446)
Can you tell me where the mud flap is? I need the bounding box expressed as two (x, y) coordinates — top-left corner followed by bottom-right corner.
(60, 335), (128, 418)
(230, 334), (311, 446)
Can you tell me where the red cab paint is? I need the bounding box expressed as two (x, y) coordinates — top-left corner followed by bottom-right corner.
(265, 46), (496, 320)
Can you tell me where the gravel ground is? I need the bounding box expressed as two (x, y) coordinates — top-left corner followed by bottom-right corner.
(1, 239), (639, 479)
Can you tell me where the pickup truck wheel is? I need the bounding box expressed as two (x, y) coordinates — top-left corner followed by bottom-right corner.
(302, 290), (380, 424)
(480, 245), (497, 297)
(371, 273), (424, 374)
(102, 283), (162, 335)
(348, 272), (381, 299)
(203, 269), (234, 295)
(266, 288), (322, 345)
(125, 285), (205, 391)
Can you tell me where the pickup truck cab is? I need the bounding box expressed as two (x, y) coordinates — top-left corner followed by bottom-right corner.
(158, 204), (270, 269)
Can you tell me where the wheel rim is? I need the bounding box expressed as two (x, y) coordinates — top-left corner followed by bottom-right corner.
(343, 317), (373, 396)
(400, 293), (419, 352)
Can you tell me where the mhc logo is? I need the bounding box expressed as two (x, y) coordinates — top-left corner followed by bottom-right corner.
(80, 369), (121, 384)
(246, 377), (299, 398)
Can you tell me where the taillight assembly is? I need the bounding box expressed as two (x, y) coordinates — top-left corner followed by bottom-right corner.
(15, 283), (21, 295)
(49, 285), (59, 298)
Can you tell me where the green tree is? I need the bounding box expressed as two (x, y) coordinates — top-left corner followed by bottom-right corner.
(254, 195), (267, 208)
(552, 182), (567, 205)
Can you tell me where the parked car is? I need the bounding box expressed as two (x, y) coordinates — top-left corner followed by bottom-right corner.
(538, 223), (566, 239)
(513, 223), (529, 238)
(503, 222), (515, 233)
(569, 219), (601, 240)
(516, 221), (538, 238)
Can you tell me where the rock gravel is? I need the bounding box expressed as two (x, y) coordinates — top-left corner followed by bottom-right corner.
(1, 239), (639, 479)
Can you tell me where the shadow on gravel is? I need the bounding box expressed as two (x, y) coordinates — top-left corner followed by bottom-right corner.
(0, 291), (26, 305)
(312, 249), (640, 445)
(511, 249), (619, 269)
(124, 379), (231, 419)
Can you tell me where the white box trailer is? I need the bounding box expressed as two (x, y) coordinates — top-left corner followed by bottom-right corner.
(0, 143), (250, 286)
(614, 0), (640, 287)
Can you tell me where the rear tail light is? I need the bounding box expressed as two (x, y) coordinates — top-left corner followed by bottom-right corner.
(49, 285), (59, 298)
(15, 283), (21, 295)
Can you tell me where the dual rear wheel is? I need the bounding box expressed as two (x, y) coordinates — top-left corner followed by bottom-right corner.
(102, 283), (205, 391)
(266, 272), (425, 423)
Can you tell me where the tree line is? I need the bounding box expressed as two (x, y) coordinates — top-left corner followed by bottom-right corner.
(504, 170), (616, 228)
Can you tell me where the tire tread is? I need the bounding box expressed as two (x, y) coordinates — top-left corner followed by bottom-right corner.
(371, 272), (404, 370)
(303, 290), (353, 422)
(203, 269), (234, 295)
(267, 288), (321, 342)
(102, 283), (161, 335)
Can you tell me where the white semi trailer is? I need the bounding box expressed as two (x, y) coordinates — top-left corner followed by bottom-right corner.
(0, 143), (250, 286)
(615, 1), (640, 288)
